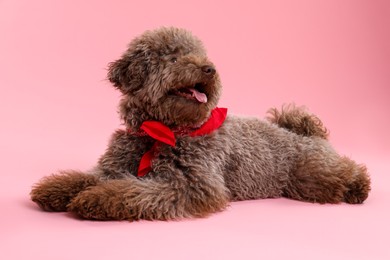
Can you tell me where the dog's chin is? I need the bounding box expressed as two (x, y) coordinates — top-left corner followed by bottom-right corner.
(164, 95), (212, 127)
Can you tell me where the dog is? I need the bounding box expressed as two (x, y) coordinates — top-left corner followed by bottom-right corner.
(30, 27), (371, 220)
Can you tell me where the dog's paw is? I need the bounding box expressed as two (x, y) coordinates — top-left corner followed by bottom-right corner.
(30, 171), (99, 212)
(67, 184), (128, 220)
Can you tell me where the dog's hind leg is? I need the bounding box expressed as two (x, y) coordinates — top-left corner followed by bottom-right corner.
(67, 173), (230, 221)
(340, 157), (371, 204)
(30, 170), (100, 212)
(282, 140), (370, 204)
(267, 104), (329, 139)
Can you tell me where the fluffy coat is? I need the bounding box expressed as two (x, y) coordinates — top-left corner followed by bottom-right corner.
(31, 27), (371, 220)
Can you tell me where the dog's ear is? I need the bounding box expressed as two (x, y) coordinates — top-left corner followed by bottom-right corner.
(107, 58), (129, 88)
(107, 51), (147, 93)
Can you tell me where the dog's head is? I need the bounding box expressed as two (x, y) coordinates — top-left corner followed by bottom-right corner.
(108, 27), (222, 129)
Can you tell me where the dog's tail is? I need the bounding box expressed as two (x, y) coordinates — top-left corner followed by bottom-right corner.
(266, 104), (329, 139)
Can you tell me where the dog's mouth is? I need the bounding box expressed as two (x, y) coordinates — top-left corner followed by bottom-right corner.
(170, 83), (208, 103)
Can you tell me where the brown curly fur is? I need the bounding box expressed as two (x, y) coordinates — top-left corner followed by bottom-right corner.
(30, 27), (371, 221)
(267, 104), (329, 139)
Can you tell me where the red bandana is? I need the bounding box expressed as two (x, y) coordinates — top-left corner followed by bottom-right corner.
(134, 107), (227, 177)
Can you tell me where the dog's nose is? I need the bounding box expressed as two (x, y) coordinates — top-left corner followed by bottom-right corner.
(201, 65), (216, 76)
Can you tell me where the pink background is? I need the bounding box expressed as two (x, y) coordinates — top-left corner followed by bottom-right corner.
(1, 0), (389, 259)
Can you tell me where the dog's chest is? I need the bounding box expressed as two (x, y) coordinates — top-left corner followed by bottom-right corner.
(150, 134), (223, 174)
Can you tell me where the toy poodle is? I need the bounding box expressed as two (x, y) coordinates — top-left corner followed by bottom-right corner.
(30, 27), (371, 220)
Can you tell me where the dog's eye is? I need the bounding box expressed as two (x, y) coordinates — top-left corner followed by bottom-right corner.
(170, 57), (177, 63)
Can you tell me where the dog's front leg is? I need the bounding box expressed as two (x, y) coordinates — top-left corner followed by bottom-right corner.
(30, 170), (100, 212)
(67, 173), (229, 221)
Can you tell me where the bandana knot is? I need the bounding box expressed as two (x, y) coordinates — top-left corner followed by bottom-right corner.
(130, 107), (227, 177)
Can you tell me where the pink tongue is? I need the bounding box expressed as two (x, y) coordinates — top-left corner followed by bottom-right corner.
(189, 88), (207, 103)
